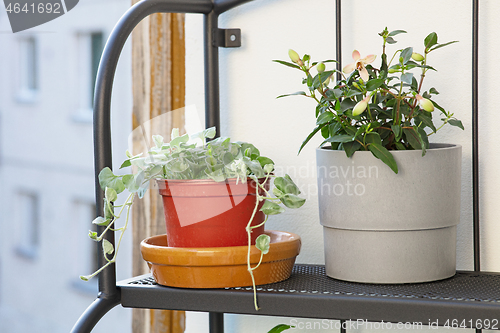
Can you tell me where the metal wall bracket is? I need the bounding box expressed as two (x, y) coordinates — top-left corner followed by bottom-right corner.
(217, 28), (241, 47)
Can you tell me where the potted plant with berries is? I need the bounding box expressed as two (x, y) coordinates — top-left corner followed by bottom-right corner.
(81, 127), (305, 310)
(275, 28), (463, 284)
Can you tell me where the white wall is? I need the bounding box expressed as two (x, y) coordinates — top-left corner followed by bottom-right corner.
(185, 0), (499, 332)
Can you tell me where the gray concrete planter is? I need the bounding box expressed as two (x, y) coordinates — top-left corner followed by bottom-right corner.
(316, 143), (462, 283)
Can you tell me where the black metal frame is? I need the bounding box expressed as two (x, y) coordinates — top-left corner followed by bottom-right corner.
(117, 266), (500, 329)
(72, 0), (483, 332)
(72, 1), (252, 332)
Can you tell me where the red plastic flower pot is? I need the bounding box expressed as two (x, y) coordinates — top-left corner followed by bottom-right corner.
(157, 177), (269, 247)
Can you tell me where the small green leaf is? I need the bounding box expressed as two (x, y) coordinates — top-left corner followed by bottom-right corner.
(430, 99), (446, 113)
(92, 216), (111, 226)
(260, 200), (285, 215)
(344, 89), (363, 98)
(429, 40), (459, 52)
(171, 128), (180, 140)
(391, 124), (401, 140)
(240, 143), (260, 159)
(429, 87), (439, 95)
(205, 127), (217, 139)
(274, 174), (301, 195)
(298, 124), (325, 154)
(120, 159), (132, 169)
(122, 174), (134, 189)
(257, 156), (274, 169)
(88, 231), (98, 240)
(364, 132), (382, 146)
(415, 114), (437, 133)
(263, 163), (274, 174)
(98, 168), (125, 194)
(329, 122), (342, 136)
(152, 135), (164, 148)
(424, 32), (438, 50)
(205, 169), (226, 182)
(243, 158), (264, 178)
(306, 74), (313, 88)
(104, 201), (114, 220)
(102, 239), (114, 255)
(170, 133), (189, 147)
(80, 275), (90, 281)
(400, 47), (413, 65)
(417, 126), (429, 156)
(326, 135), (354, 143)
(448, 119), (464, 130)
(395, 142), (406, 150)
(366, 78), (384, 91)
(276, 91), (307, 99)
(222, 151), (234, 165)
(320, 124), (329, 139)
(403, 128), (423, 151)
(272, 59), (301, 69)
(278, 193), (306, 209)
(137, 185), (148, 199)
(388, 29), (407, 37)
(340, 98), (356, 112)
(342, 140), (362, 158)
(98, 167), (115, 190)
(316, 111), (334, 125)
(400, 72), (414, 85)
(421, 64), (437, 71)
(332, 88), (343, 99)
(127, 171), (144, 193)
(105, 187), (117, 202)
(255, 234), (271, 255)
(319, 70), (334, 85)
(385, 36), (397, 44)
(368, 143), (398, 174)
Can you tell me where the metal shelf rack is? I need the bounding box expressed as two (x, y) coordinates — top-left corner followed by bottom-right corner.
(71, 0), (492, 332)
(118, 265), (500, 329)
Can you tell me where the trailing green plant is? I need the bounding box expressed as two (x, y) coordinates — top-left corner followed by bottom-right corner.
(275, 28), (463, 173)
(80, 127), (305, 310)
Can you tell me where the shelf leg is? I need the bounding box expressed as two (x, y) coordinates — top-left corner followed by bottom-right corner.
(70, 295), (120, 333)
(209, 312), (224, 333)
(340, 320), (346, 333)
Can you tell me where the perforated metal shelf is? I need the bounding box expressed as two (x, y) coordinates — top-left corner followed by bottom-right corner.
(117, 264), (500, 329)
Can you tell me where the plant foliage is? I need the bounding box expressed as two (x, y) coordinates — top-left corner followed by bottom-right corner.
(81, 127), (306, 310)
(276, 28), (463, 173)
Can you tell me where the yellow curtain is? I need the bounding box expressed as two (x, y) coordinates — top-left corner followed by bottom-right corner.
(130, 4), (186, 332)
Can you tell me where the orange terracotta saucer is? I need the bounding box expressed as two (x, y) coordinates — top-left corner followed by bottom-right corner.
(140, 230), (301, 289)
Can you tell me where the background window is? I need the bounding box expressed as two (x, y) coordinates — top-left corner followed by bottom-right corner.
(73, 31), (104, 122)
(15, 192), (40, 259)
(17, 37), (38, 102)
(71, 200), (99, 294)
(90, 32), (103, 107)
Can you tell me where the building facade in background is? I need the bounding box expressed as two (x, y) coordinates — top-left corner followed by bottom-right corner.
(0, 1), (133, 332)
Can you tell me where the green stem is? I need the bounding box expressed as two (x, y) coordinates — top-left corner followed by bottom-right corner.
(395, 73), (404, 126)
(257, 173), (273, 198)
(246, 176), (262, 311)
(387, 49), (402, 67)
(250, 215), (268, 230)
(97, 193), (135, 241)
(428, 114), (452, 136)
(80, 193), (135, 281)
(366, 104), (373, 121)
(250, 252), (265, 271)
(112, 195), (134, 262)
